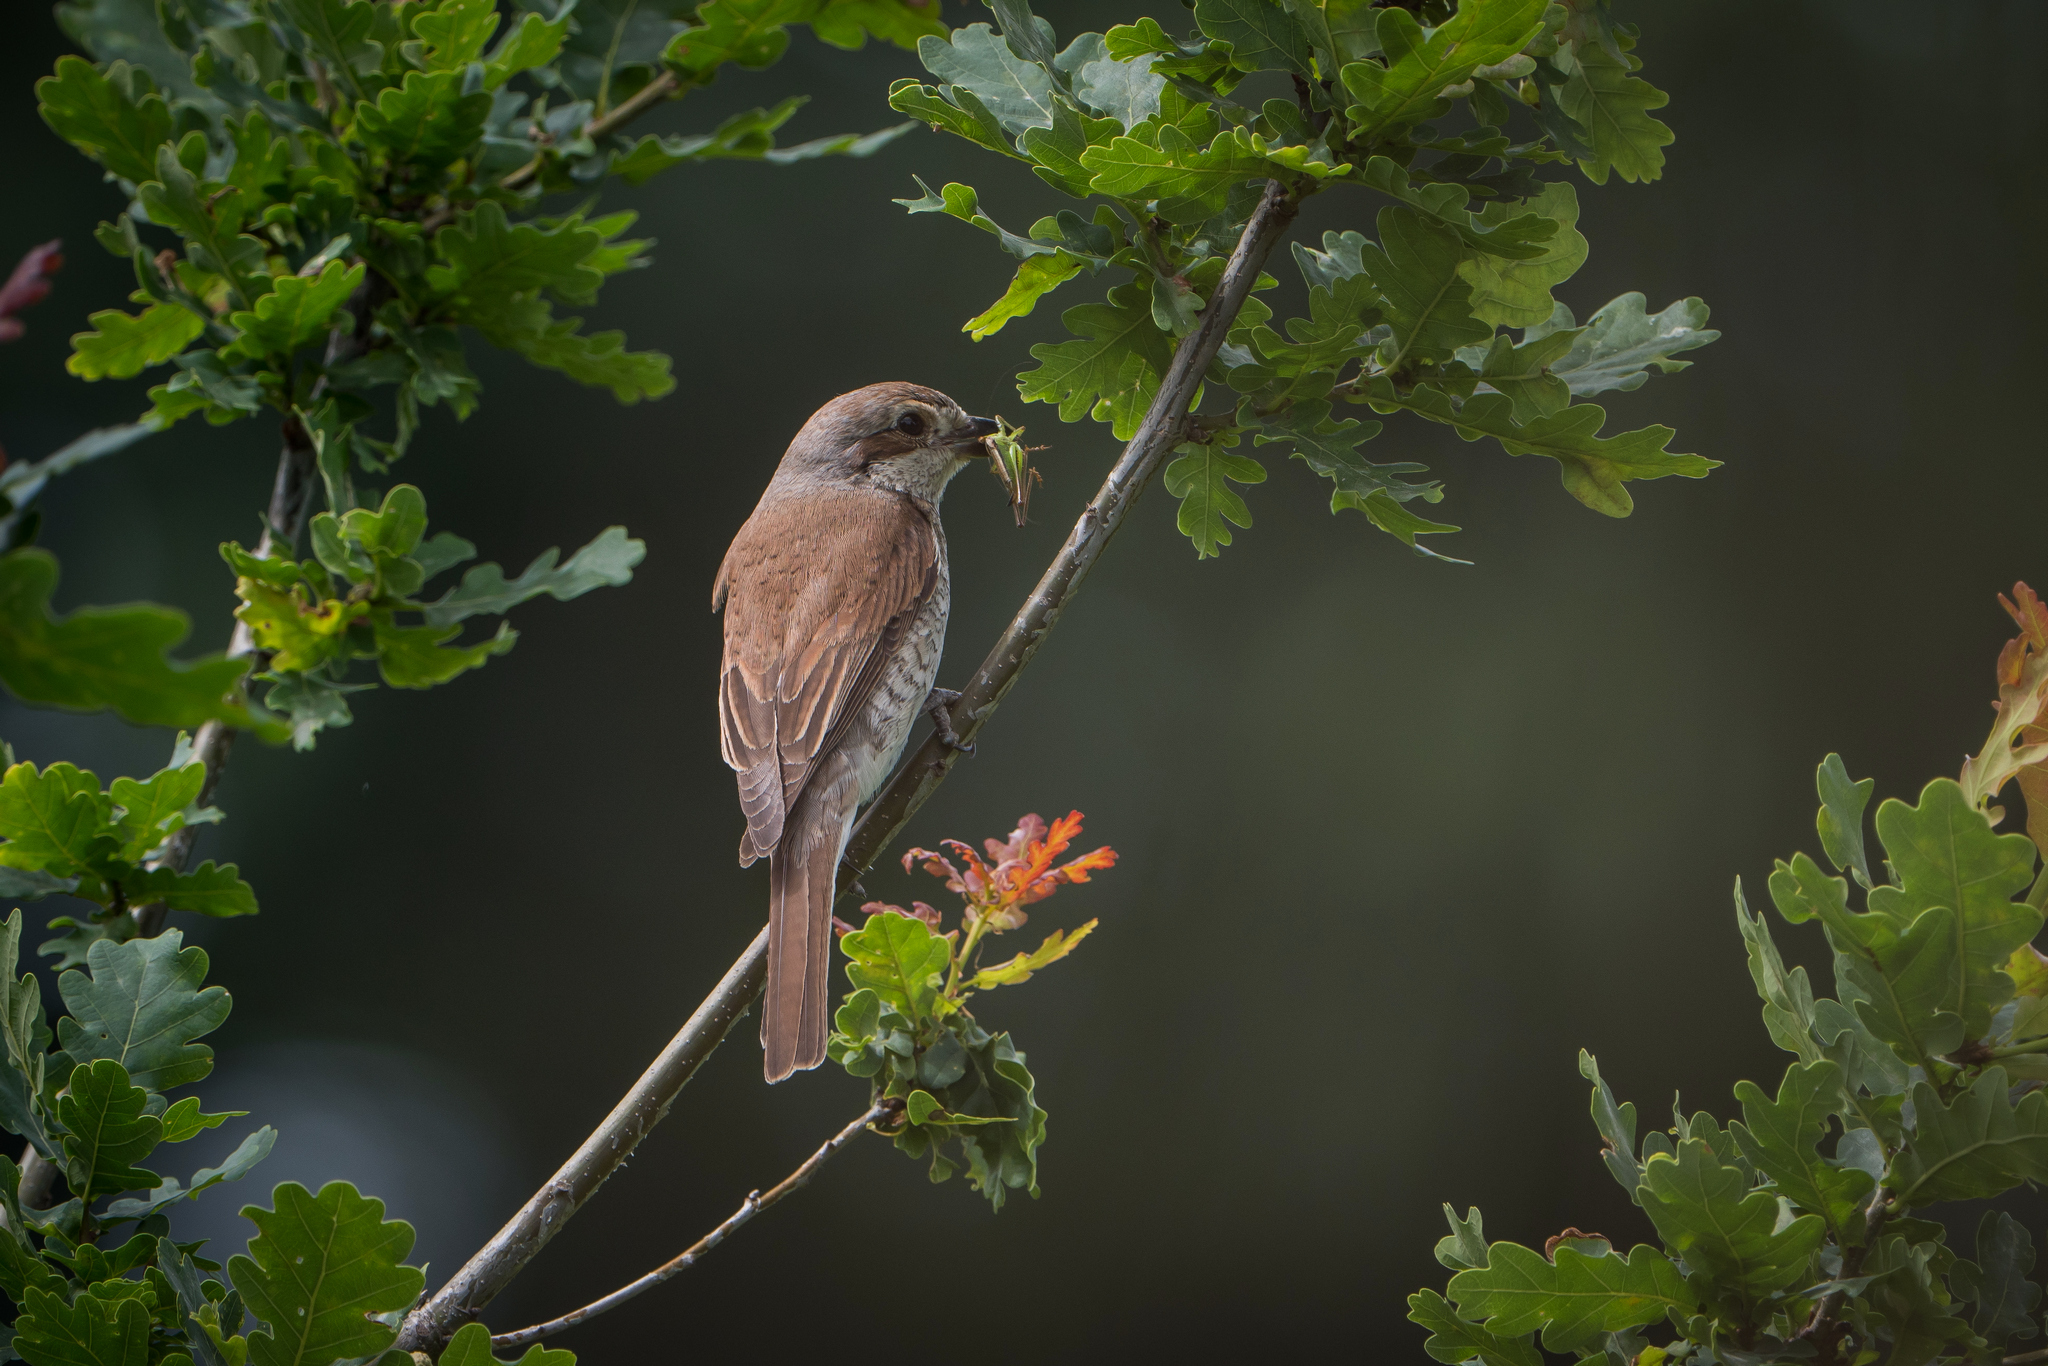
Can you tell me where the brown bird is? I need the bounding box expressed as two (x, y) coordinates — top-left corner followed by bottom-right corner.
(715, 383), (999, 1082)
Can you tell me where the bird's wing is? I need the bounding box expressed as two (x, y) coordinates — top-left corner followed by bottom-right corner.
(717, 488), (938, 864)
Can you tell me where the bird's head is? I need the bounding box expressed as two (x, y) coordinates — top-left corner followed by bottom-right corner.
(779, 382), (1000, 502)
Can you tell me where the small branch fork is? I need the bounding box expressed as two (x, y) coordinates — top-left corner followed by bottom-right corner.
(489, 1100), (893, 1351)
(394, 178), (1303, 1355)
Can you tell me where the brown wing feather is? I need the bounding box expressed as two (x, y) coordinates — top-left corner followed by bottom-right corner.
(716, 487), (938, 866)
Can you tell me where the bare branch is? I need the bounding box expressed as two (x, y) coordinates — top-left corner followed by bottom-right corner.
(395, 178), (1303, 1355)
(490, 1100), (891, 1351)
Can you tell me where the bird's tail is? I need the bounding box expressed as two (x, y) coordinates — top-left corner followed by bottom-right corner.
(763, 831), (837, 1083)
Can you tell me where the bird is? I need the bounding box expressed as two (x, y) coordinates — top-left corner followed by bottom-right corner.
(714, 383), (1000, 1082)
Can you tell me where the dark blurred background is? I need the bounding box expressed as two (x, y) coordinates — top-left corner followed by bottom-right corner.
(1, 0), (2044, 1358)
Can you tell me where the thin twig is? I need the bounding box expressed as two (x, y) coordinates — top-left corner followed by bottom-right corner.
(490, 1100), (891, 1351)
(393, 177), (1304, 1355)
(2006, 1349), (2048, 1365)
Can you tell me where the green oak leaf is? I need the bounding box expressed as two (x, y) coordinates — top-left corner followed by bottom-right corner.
(56, 929), (232, 1092)
(1163, 444), (1265, 559)
(1359, 207), (1491, 367)
(840, 909), (949, 1023)
(1865, 779), (2038, 1041)
(421, 526), (643, 627)
(1340, 0), (1548, 144)
(1363, 383), (1715, 517)
(1193, 0), (1316, 77)
(272, 0), (383, 97)
(1019, 97), (1125, 199)
(0, 760), (116, 876)
(109, 759), (204, 862)
(1638, 1137), (1825, 1310)
(36, 56), (173, 185)
(230, 1181), (426, 1366)
(1449, 330), (1577, 422)
(1813, 752), (1876, 890)
(662, 0), (801, 77)
(965, 252), (1089, 339)
(1955, 1211), (2042, 1353)
(1070, 45), (1165, 128)
(1019, 281), (1174, 426)
(1407, 1288), (1540, 1366)
(1337, 488), (1463, 560)
(803, 0), (946, 50)
(373, 618), (517, 688)
(887, 79), (1021, 159)
(0, 550), (275, 734)
(122, 859), (260, 918)
(14, 1287), (151, 1366)
(1455, 181), (1587, 328)
(138, 146), (269, 307)
(102, 1125), (275, 1222)
(916, 23), (1057, 135)
(440, 1321), (576, 1366)
(1728, 1060), (1874, 1236)
(1558, 41), (1672, 185)
(1734, 880), (1824, 1064)
(220, 261), (364, 362)
(67, 302), (205, 380)
(1354, 158), (1559, 262)
(410, 0), (501, 70)
(1080, 125), (1272, 220)
(0, 910), (55, 1160)
(1768, 850), (1965, 1069)
(466, 296), (673, 403)
(1435, 1203), (1488, 1270)
(1531, 293), (1719, 398)
(895, 177), (1060, 261)
(1445, 1241), (1692, 1354)
(1576, 1050), (1643, 1198)
(1889, 1068), (2048, 1206)
(484, 8), (571, 89)
(58, 1059), (162, 1199)
(429, 201), (605, 305)
(1862, 1233), (1975, 1363)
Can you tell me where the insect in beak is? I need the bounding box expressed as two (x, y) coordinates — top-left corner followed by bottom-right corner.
(981, 416), (1046, 528)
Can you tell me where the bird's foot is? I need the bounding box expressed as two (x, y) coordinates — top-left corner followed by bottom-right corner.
(923, 687), (975, 755)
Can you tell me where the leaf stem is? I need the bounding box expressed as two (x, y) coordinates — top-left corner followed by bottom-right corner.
(393, 178), (1303, 1355)
(488, 1100), (890, 1351)
(1985, 1036), (2048, 1060)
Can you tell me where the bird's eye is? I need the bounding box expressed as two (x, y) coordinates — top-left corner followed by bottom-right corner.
(895, 411), (927, 436)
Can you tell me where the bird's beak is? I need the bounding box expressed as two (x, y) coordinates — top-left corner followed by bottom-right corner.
(951, 415), (1001, 446)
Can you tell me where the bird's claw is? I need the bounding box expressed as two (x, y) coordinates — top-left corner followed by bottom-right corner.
(924, 687), (975, 755)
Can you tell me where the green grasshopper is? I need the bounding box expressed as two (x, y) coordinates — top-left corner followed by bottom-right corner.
(982, 416), (1046, 527)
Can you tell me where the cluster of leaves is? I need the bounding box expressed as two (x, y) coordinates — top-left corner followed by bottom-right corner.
(226, 482), (641, 747)
(23, 0), (944, 736)
(828, 811), (1114, 1209)
(891, 0), (1717, 557)
(1412, 584), (2048, 1366)
(0, 743), (256, 971)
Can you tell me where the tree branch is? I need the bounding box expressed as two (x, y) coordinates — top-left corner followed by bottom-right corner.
(394, 178), (1303, 1355)
(489, 1100), (891, 1352)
